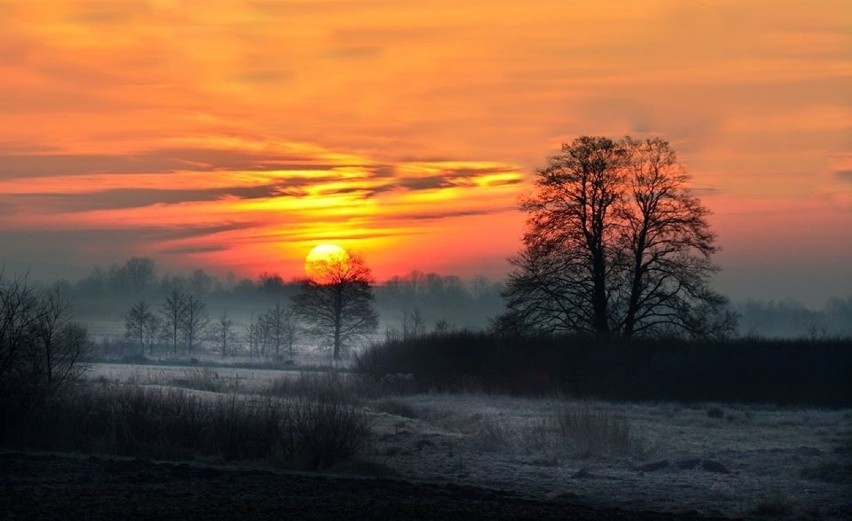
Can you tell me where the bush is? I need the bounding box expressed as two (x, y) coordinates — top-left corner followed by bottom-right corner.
(555, 401), (643, 458)
(355, 332), (852, 406)
(3, 383), (369, 470)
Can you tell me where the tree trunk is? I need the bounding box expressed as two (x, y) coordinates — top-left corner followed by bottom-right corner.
(591, 250), (610, 336)
(333, 285), (343, 361)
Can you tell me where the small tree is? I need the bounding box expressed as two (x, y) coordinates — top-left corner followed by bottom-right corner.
(293, 250), (378, 361)
(212, 310), (237, 357)
(124, 301), (159, 355)
(181, 294), (209, 355)
(160, 290), (187, 354)
(401, 308), (425, 340)
(260, 302), (298, 357)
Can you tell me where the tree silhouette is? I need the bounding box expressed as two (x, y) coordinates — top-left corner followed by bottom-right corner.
(503, 136), (733, 338)
(182, 294), (209, 355)
(212, 310), (236, 357)
(124, 301), (159, 355)
(292, 251), (378, 361)
(160, 291), (187, 354)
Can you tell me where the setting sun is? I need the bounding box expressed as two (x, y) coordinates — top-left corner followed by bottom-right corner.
(304, 244), (349, 282)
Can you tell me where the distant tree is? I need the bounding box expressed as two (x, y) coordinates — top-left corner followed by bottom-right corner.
(188, 269), (216, 295)
(160, 291), (187, 354)
(108, 257), (156, 293)
(124, 301), (159, 355)
(292, 251), (378, 361)
(401, 308), (425, 340)
(503, 136), (733, 338)
(259, 302), (298, 357)
(258, 272), (286, 293)
(181, 294), (209, 355)
(123, 257), (157, 293)
(212, 310), (237, 357)
(245, 315), (260, 358)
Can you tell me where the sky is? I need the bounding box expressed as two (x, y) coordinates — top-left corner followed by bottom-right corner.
(0, 0), (849, 306)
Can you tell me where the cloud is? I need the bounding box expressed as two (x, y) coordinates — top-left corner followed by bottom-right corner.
(835, 170), (852, 183)
(323, 46), (384, 60)
(0, 147), (370, 179)
(2, 185), (285, 212)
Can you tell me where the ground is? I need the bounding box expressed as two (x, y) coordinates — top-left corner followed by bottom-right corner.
(8, 362), (849, 520)
(0, 451), (715, 520)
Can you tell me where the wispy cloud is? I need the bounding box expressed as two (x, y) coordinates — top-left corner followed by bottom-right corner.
(0, 0), (848, 290)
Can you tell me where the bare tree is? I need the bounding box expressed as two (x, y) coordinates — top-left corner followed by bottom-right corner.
(618, 137), (732, 337)
(401, 308), (425, 340)
(181, 294), (209, 355)
(503, 136), (732, 338)
(292, 251), (378, 361)
(124, 301), (159, 355)
(0, 273), (40, 379)
(160, 290), (187, 354)
(245, 315), (260, 358)
(1, 273), (88, 419)
(212, 310), (237, 357)
(30, 287), (73, 385)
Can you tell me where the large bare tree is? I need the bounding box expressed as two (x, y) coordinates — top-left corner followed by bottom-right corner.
(503, 136), (733, 338)
(292, 251), (378, 361)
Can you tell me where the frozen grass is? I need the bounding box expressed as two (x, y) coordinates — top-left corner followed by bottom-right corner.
(21, 363), (852, 518)
(361, 393), (852, 518)
(554, 401), (644, 458)
(5, 382), (368, 470)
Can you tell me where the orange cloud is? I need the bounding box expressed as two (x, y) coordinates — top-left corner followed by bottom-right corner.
(0, 0), (849, 301)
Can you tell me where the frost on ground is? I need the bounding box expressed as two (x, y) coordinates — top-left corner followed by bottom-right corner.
(82, 364), (852, 519)
(361, 394), (852, 519)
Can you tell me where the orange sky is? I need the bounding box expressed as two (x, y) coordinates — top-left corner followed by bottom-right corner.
(0, 1), (850, 304)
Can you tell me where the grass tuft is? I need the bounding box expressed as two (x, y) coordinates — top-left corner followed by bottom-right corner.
(555, 401), (643, 458)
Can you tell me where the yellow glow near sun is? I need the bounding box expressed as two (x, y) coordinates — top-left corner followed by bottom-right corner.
(304, 244), (349, 281)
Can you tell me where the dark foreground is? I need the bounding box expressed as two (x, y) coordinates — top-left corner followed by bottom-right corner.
(0, 452), (729, 520)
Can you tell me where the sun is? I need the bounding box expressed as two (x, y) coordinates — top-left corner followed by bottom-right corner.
(304, 244), (349, 282)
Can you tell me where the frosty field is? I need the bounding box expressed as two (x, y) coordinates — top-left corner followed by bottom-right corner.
(80, 362), (852, 519)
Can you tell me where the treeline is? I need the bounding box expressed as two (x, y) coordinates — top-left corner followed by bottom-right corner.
(30, 257), (852, 348)
(733, 298), (852, 338)
(122, 295), (298, 359)
(54, 257), (504, 359)
(356, 331), (852, 407)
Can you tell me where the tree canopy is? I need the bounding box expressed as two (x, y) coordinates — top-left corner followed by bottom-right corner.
(502, 136), (734, 338)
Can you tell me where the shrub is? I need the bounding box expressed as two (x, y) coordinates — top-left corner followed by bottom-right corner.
(267, 370), (352, 402)
(3, 383), (369, 470)
(554, 401), (643, 458)
(355, 332), (852, 406)
(285, 395), (369, 469)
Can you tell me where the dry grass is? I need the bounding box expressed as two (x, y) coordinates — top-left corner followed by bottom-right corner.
(554, 401), (644, 458)
(6, 382), (368, 470)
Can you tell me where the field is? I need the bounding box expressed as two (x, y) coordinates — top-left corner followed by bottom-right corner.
(67, 363), (852, 519)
